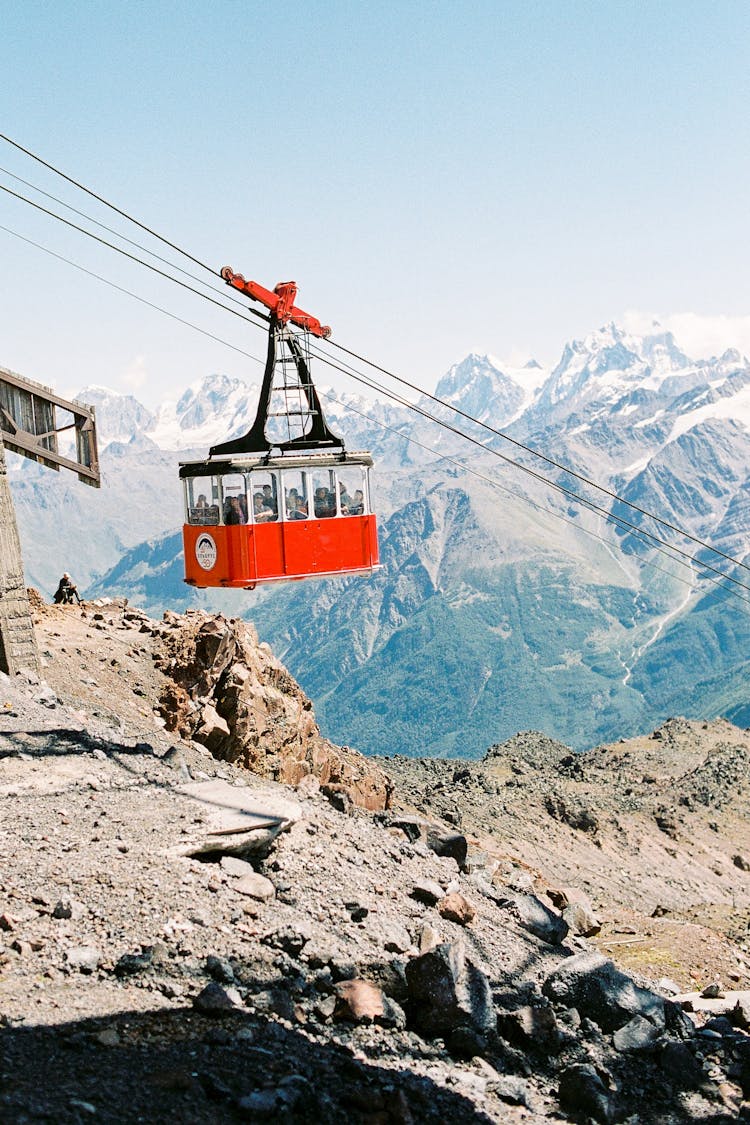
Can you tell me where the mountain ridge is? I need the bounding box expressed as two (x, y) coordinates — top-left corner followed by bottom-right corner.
(9, 320), (750, 759)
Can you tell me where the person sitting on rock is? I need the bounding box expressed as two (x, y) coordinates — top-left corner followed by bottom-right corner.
(53, 573), (81, 605)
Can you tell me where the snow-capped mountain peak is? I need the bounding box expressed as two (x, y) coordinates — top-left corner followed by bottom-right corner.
(78, 385), (157, 447)
(433, 352), (548, 426)
(148, 374), (259, 451)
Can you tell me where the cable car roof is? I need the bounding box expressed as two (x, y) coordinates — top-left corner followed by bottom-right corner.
(178, 450), (374, 478)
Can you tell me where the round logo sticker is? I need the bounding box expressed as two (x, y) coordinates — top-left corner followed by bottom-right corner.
(195, 533), (217, 571)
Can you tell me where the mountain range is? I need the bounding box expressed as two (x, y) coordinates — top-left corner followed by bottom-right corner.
(9, 322), (750, 757)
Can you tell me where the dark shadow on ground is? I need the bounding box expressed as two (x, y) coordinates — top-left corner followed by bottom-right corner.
(0, 729), (155, 759)
(0, 1005), (493, 1124)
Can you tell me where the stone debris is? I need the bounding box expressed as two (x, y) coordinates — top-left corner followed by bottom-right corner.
(499, 891), (569, 945)
(404, 941), (495, 1038)
(437, 892), (476, 925)
(0, 600), (747, 1123)
(233, 872), (275, 901)
(333, 979), (386, 1024)
(65, 945), (101, 974)
(563, 898), (602, 937)
(558, 1062), (613, 1123)
(410, 878), (445, 905)
(543, 952), (665, 1032)
(193, 981), (242, 1014)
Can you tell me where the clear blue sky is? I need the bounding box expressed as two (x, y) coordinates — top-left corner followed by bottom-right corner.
(1, 1), (749, 407)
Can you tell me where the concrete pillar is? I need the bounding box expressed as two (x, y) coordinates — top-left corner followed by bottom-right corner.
(0, 437), (40, 675)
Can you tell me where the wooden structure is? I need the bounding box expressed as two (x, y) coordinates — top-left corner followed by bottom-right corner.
(0, 364), (100, 675)
(0, 365), (99, 486)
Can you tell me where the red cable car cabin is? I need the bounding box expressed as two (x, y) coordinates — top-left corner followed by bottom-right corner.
(182, 453), (378, 587)
(180, 268), (380, 589)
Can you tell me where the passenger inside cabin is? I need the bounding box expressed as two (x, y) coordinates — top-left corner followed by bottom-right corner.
(253, 492), (275, 522)
(338, 482), (352, 513)
(349, 489), (364, 515)
(314, 486), (335, 518)
(224, 495), (247, 525)
(286, 489), (307, 519)
(261, 484), (278, 516)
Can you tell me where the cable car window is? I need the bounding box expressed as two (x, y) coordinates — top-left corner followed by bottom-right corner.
(312, 469), (336, 518)
(249, 470), (279, 523)
(282, 469), (309, 520)
(335, 466), (367, 515)
(221, 473), (248, 525)
(186, 476), (220, 524)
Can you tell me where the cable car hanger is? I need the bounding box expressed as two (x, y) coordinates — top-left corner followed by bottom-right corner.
(207, 268), (345, 460)
(179, 267), (379, 588)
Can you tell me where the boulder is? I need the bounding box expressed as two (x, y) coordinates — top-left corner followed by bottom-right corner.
(497, 1002), (560, 1052)
(543, 952), (665, 1032)
(563, 900), (602, 938)
(404, 940), (494, 1037)
(194, 703), (230, 753)
(418, 922), (441, 954)
(426, 830), (468, 866)
(411, 879), (445, 906)
(234, 872), (275, 901)
(387, 815), (429, 842)
(461, 849), (498, 877)
(157, 614), (394, 811)
(220, 856), (256, 878)
(732, 997), (750, 1031)
(501, 892), (569, 945)
(558, 1063), (613, 1123)
(437, 893), (476, 926)
(193, 982), (242, 1014)
(612, 1014), (662, 1053)
(377, 919), (412, 954)
(333, 979), (406, 1028)
(65, 945), (101, 974)
(659, 1041), (703, 1090)
(333, 979), (385, 1023)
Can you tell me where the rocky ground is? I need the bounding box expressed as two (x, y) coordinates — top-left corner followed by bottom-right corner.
(0, 598), (749, 1122)
(377, 724), (750, 992)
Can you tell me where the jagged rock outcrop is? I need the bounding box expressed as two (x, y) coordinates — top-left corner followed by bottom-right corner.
(155, 610), (394, 811)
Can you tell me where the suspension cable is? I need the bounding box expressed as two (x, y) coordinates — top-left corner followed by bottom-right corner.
(317, 387), (750, 604)
(0, 163), (268, 317)
(0, 181), (270, 330)
(322, 334), (750, 577)
(2, 146), (749, 588)
(0, 132), (217, 277)
(2, 217), (748, 606)
(318, 357), (750, 597)
(0, 224), (265, 367)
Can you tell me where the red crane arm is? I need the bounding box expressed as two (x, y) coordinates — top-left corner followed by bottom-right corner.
(220, 266), (331, 339)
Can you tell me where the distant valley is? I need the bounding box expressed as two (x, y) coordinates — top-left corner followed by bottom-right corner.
(10, 324), (750, 756)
